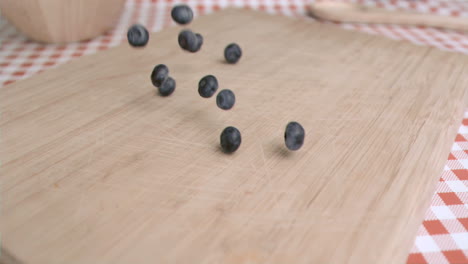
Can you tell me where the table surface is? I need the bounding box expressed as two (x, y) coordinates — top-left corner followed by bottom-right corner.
(0, 0), (467, 263)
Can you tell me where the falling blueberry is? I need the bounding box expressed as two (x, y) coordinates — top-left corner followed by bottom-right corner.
(178, 30), (201, 52)
(198, 75), (218, 98)
(220, 126), (242, 153)
(127, 24), (149, 47)
(171, 5), (193, 25)
(151, 64), (169, 87)
(284, 122), (305, 151)
(159, 76), (176, 96)
(216, 89), (235, 110)
(224, 43), (242, 64)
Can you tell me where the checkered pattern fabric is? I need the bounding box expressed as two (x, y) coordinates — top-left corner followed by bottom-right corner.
(0, 0), (467, 263)
(407, 111), (468, 264)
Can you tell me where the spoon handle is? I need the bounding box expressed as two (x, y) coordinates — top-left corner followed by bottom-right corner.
(309, 1), (468, 31)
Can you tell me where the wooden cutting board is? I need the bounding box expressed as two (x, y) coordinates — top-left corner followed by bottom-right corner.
(1, 9), (467, 264)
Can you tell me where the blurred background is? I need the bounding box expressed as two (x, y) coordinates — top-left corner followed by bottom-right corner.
(0, 1), (467, 263)
(2, 0), (468, 86)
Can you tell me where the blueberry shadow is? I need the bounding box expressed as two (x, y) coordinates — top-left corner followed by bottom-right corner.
(273, 142), (293, 158)
(214, 144), (238, 155)
(155, 90), (173, 97)
(218, 58), (234, 65)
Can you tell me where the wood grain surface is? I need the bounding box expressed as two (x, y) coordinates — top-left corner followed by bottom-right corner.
(1, 9), (467, 264)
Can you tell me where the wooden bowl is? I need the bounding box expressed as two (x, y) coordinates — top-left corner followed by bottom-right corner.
(0, 0), (126, 43)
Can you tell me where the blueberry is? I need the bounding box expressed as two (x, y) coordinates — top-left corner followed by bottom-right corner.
(159, 76), (176, 96)
(127, 24), (149, 47)
(216, 89), (235, 110)
(220, 126), (241, 153)
(198, 75), (218, 98)
(151, 64), (169, 87)
(224, 43), (242, 64)
(284, 122), (305, 151)
(171, 5), (193, 25)
(178, 30), (200, 52)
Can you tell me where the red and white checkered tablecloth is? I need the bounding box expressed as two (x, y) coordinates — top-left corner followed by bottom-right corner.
(0, 0), (467, 263)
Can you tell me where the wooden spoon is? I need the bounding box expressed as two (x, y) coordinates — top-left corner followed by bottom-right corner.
(309, 1), (468, 31)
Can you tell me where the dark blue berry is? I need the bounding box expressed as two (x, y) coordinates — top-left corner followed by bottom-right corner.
(198, 75), (218, 98)
(178, 30), (200, 52)
(159, 77), (176, 96)
(284, 122), (305, 151)
(127, 24), (149, 47)
(171, 5), (193, 25)
(151, 64), (169, 87)
(224, 43), (242, 63)
(216, 89), (235, 110)
(220, 126), (241, 153)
